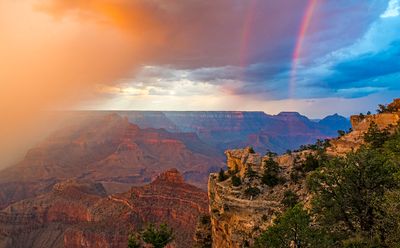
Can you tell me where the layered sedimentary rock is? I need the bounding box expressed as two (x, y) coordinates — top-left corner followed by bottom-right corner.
(207, 99), (400, 247)
(113, 111), (350, 153)
(328, 107), (400, 156)
(0, 169), (208, 248)
(0, 114), (222, 208)
(208, 148), (311, 247)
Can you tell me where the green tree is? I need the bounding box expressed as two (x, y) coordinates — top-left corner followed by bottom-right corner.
(262, 157), (282, 187)
(281, 190), (299, 208)
(231, 174), (241, 186)
(363, 122), (390, 148)
(307, 146), (400, 246)
(218, 168), (227, 182)
(128, 234), (141, 248)
(254, 204), (331, 248)
(141, 223), (174, 248)
(338, 130), (346, 137)
(244, 186), (260, 198)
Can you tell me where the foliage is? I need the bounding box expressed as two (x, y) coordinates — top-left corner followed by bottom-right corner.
(128, 234), (141, 248)
(141, 224), (174, 248)
(338, 130), (346, 137)
(377, 103), (397, 114)
(200, 214), (211, 225)
(245, 166), (258, 179)
(261, 157), (282, 187)
(231, 174), (241, 186)
(307, 144), (400, 247)
(281, 190), (299, 208)
(254, 204), (332, 248)
(218, 168), (227, 182)
(363, 121), (390, 148)
(290, 169), (301, 183)
(266, 150), (278, 157)
(248, 147), (256, 154)
(302, 153), (322, 172)
(244, 186), (261, 198)
(295, 139), (330, 152)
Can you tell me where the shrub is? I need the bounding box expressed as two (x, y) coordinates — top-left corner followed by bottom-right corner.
(364, 121), (390, 148)
(245, 187), (261, 198)
(290, 169), (301, 183)
(231, 175), (241, 186)
(142, 224), (174, 248)
(245, 166), (258, 179)
(262, 158), (282, 187)
(128, 234), (141, 248)
(281, 190), (299, 208)
(248, 147), (256, 154)
(218, 168), (227, 182)
(200, 214), (211, 225)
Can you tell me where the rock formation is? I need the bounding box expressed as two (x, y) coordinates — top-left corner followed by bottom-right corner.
(0, 114), (222, 208)
(328, 103), (400, 156)
(205, 99), (400, 247)
(207, 148), (312, 247)
(0, 169), (208, 248)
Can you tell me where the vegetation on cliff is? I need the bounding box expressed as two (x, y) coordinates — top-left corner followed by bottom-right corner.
(128, 223), (174, 248)
(255, 120), (400, 247)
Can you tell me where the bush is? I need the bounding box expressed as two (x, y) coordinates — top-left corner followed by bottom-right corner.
(245, 187), (261, 198)
(261, 158), (282, 187)
(231, 175), (241, 186)
(290, 169), (301, 183)
(281, 190), (299, 208)
(218, 168), (227, 182)
(302, 153), (321, 172)
(364, 121), (390, 148)
(245, 166), (258, 179)
(142, 224), (174, 248)
(248, 147), (256, 154)
(128, 234), (141, 248)
(200, 214), (211, 225)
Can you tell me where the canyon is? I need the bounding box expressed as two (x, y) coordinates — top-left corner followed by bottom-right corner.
(0, 169), (207, 248)
(203, 99), (400, 247)
(0, 110), (350, 247)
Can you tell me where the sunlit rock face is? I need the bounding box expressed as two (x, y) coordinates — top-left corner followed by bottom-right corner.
(328, 99), (400, 156)
(0, 169), (208, 248)
(208, 148), (312, 248)
(206, 99), (400, 248)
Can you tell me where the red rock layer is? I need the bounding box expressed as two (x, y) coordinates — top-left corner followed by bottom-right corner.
(0, 169), (208, 248)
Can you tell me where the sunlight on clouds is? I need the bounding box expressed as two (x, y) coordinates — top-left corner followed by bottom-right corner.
(381, 0), (400, 18)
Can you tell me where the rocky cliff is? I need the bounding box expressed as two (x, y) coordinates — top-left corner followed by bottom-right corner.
(207, 148), (311, 247)
(0, 169), (208, 248)
(205, 99), (400, 247)
(328, 106), (400, 156)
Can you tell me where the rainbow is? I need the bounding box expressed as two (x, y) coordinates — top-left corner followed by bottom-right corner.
(239, 0), (258, 68)
(289, 0), (318, 98)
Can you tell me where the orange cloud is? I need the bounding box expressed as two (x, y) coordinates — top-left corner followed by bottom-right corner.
(0, 0), (309, 164)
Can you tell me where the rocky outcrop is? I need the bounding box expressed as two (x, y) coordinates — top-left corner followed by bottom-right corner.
(328, 100), (400, 156)
(0, 169), (208, 248)
(207, 99), (400, 247)
(208, 149), (311, 247)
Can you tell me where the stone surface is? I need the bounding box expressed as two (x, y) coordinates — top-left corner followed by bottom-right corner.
(209, 149), (311, 248)
(0, 169), (208, 248)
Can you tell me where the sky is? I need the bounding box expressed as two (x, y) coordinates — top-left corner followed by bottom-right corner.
(1, 0), (400, 124)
